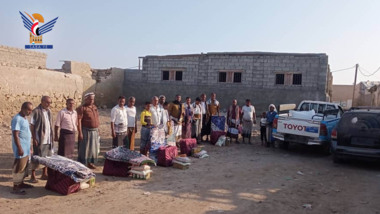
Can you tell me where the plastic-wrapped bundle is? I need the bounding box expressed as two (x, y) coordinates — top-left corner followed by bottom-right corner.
(193, 150), (209, 159)
(174, 156), (192, 163)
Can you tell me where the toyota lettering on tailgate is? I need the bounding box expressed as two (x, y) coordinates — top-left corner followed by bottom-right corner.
(283, 123), (319, 133)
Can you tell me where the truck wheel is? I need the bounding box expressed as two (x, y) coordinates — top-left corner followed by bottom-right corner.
(280, 141), (289, 150)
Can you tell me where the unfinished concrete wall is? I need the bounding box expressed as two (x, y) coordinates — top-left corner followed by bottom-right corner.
(92, 67), (125, 108)
(125, 69), (142, 82)
(123, 81), (323, 113)
(0, 45), (47, 69)
(124, 52), (329, 112)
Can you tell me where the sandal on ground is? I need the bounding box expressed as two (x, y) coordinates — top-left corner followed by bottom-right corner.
(87, 163), (97, 169)
(11, 189), (26, 195)
(29, 178), (39, 183)
(40, 175), (48, 180)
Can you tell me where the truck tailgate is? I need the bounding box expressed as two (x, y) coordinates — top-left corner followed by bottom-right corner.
(277, 117), (320, 138)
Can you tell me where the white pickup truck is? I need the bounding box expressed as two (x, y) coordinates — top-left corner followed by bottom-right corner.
(272, 100), (344, 152)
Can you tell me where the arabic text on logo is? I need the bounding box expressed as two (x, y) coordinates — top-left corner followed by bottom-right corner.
(19, 11), (58, 49)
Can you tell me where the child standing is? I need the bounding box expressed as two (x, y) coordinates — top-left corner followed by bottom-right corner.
(140, 102), (152, 155)
(260, 112), (267, 146)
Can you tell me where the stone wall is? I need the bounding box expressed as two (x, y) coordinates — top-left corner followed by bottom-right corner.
(354, 82), (380, 107)
(124, 52), (330, 112)
(60, 61), (125, 108)
(0, 45), (47, 69)
(62, 61), (96, 95)
(0, 65), (83, 123)
(0, 45), (127, 125)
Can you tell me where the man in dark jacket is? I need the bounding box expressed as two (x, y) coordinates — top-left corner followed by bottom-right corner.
(30, 96), (53, 183)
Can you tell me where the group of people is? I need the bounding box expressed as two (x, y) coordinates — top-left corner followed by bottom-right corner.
(133, 93), (278, 154)
(10, 91), (278, 195)
(10, 93), (100, 194)
(225, 99), (278, 146)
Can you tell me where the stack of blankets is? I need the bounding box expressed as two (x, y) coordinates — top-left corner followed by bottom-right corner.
(172, 156), (191, 170)
(32, 155), (95, 195)
(104, 147), (156, 166)
(32, 155), (95, 183)
(103, 147), (156, 177)
(130, 165), (153, 180)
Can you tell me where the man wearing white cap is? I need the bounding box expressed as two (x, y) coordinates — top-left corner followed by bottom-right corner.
(158, 95), (166, 110)
(76, 92), (99, 169)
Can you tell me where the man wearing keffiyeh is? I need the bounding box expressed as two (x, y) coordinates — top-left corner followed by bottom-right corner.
(266, 104), (277, 147)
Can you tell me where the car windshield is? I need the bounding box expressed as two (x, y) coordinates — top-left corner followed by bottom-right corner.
(299, 103), (309, 111)
(339, 112), (380, 131)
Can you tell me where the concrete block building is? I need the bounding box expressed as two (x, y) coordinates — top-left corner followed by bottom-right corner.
(124, 52), (332, 112)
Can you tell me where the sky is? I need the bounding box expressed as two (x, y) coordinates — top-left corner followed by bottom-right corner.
(1, 0), (379, 85)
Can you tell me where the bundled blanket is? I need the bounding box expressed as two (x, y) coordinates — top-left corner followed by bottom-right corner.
(150, 127), (166, 162)
(104, 147), (156, 166)
(32, 155), (95, 183)
(211, 116), (226, 131)
(174, 156), (192, 163)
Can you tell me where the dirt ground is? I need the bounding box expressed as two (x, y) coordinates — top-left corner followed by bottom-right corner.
(1, 109), (380, 214)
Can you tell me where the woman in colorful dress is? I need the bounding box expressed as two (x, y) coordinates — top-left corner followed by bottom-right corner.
(182, 97), (193, 139)
(227, 99), (241, 144)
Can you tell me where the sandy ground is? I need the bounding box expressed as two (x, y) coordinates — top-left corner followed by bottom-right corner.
(1, 109), (380, 214)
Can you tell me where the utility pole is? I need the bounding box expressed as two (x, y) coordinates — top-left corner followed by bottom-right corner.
(352, 64), (359, 107)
